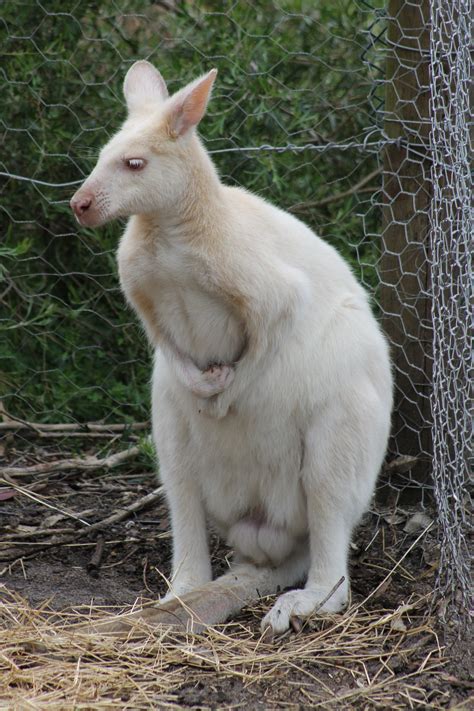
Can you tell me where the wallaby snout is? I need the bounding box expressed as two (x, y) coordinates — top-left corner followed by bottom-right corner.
(71, 193), (91, 217)
(70, 188), (102, 227)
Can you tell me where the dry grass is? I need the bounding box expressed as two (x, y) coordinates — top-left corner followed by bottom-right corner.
(1, 586), (453, 709)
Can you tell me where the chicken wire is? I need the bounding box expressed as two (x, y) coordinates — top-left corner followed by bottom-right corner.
(362, 0), (472, 621)
(428, 0), (472, 616)
(0, 1), (471, 622)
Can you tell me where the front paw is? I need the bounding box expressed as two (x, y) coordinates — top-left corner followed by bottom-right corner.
(190, 364), (235, 399)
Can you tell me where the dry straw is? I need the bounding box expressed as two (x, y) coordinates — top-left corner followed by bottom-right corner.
(1, 584), (449, 709)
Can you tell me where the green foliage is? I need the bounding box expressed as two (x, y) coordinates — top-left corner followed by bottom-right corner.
(138, 435), (158, 474)
(0, 0), (380, 424)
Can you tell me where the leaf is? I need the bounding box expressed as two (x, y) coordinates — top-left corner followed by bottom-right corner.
(0, 489), (16, 501)
(42, 513), (67, 527)
(390, 616), (407, 632)
(403, 512), (433, 534)
(382, 511), (406, 526)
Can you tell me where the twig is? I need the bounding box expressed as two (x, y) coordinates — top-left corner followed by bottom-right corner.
(1, 527), (75, 541)
(313, 576), (346, 614)
(80, 485), (164, 535)
(0, 485), (164, 562)
(289, 166), (382, 212)
(0, 479), (92, 526)
(87, 535), (105, 576)
(0, 418), (149, 433)
(15, 432), (141, 440)
(383, 455), (419, 474)
(0, 445), (142, 477)
(287, 576), (346, 635)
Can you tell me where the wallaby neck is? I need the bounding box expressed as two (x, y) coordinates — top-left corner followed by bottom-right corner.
(134, 136), (226, 246)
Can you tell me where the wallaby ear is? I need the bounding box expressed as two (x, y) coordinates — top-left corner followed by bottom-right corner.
(165, 69), (217, 138)
(123, 60), (168, 114)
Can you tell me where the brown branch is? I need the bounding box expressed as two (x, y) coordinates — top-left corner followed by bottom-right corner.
(1, 527), (75, 541)
(87, 535), (105, 576)
(0, 445), (143, 478)
(0, 417), (149, 434)
(17, 432), (141, 440)
(289, 166), (382, 213)
(383, 455), (419, 474)
(0, 485), (164, 562)
(80, 485), (164, 534)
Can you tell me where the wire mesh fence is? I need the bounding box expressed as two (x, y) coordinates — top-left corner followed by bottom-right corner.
(428, 0), (472, 617)
(363, 0), (472, 623)
(0, 1), (471, 626)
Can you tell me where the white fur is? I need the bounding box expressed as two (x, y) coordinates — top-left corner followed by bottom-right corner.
(71, 62), (393, 635)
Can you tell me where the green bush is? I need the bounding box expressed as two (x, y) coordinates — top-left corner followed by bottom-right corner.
(0, 1), (380, 423)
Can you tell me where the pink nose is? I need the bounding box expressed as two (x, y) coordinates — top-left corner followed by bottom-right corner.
(70, 195), (93, 217)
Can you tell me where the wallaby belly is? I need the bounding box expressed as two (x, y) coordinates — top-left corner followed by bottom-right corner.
(152, 348), (310, 540)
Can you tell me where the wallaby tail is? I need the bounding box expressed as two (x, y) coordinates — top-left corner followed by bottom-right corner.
(79, 554), (308, 638)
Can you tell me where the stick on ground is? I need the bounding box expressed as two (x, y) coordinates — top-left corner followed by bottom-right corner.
(0, 485), (164, 562)
(1, 445), (142, 478)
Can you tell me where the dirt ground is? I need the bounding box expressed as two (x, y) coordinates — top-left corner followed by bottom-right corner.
(1, 432), (472, 709)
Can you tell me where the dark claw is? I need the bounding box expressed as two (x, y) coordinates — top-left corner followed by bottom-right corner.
(290, 615), (303, 633)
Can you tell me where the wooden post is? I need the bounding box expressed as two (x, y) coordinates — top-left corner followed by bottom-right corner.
(379, 0), (432, 496)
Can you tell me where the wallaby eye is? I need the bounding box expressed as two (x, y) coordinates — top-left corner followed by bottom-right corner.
(124, 158), (145, 171)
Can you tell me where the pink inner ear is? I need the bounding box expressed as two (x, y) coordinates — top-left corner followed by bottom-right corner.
(169, 70), (217, 137)
(183, 77), (214, 126)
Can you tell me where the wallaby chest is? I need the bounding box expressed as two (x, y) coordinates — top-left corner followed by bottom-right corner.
(118, 226), (243, 368)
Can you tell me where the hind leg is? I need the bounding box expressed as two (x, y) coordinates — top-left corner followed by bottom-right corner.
(262, 390), (388, 634)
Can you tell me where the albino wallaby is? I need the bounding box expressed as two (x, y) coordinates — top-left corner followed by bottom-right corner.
(71, 61), (392, 637)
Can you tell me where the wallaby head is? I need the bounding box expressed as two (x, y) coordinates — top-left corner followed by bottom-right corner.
(70, 61), (217, 227)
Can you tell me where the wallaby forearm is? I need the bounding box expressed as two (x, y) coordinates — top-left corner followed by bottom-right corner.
(160, 337), (235, 398)
(202, 260), (309, 417)
(125, 279), (235, 398)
